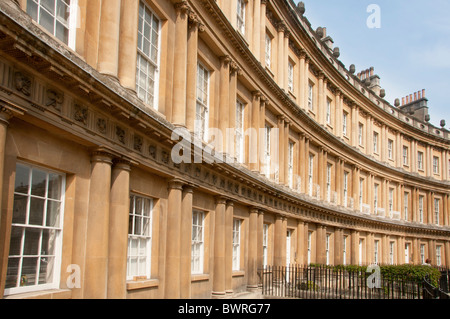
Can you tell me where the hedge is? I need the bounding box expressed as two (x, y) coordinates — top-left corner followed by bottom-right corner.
(308, 263), (442, 287)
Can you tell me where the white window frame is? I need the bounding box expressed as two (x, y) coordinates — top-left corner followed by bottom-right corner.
(136, 1), (161, 110)
(388, 139), (393, 159)
(358, 123), (363, 146)
(264, 125), (271, 178)
(191, 210), (205, 275)
(359, 178), (364, 212)
(27, 0), (78, 50)
(418, 151), (424, 170)
(5, 163), (66, 296)
(419, 195), (424, 224)
(433, 156), (440, 174)
(420, 244), (425, 265)
(307, 231), (312, 265)
(308, 83), (314, 110)
(342, 112), (348, 136)
(265, 33), (272, 69)
(404, 193), (409, 221)
(326, 164), (332, 203)
(343, 171), (349, 207)
(373, 132), (379, 154)
(195, 62), (210, 142)
(343, 235), (348, 265)
(403, 146), (409, 166)
(405, 243), (411, 264)
(236, 0), (246, 35)
(359, 239), (363, 266)
(436, 246), (442, 266)
(325, 234), (330, 266)
(127, 194), (153, 281)
(374, 240), (379, 264)
(288, 141), (294, 188)
(326, 100), (332, 125)
(262, 224), (269, 268)
(232, 219), (241, 271)
(235, 99), (245, 163)
(374, 184), (379, 214)
(308, 154), (314, 197)
(390, 242), (395, 265)
(389, 188), (394, 213)
(288, 61), (294, 93)
(434, 198), (440, 225)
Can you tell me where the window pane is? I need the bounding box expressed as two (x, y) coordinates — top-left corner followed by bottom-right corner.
(15, 165), (30, 194)
(23, 228), (41, 256)
(27, 0), (38, 21)
(5, 258), (20, 288)
(29, 197), (45, 226)
(39, 8), (55, 35)
(42, 0), (56, 15)
(39, 256), (55, 285)
(47, 173), (62, 200)
(55, 21), (69, 44)
(41, 229), (57, 256)
(12, 195), (28, 225)
(9, 227), (23, 256)
(56, 0), (70, 23)
(21, 257), (38, 286)
(31, 169), (47, 197)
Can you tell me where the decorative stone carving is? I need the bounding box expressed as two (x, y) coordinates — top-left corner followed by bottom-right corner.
(46, 88), (63, 111)
(96, 118), (107, 134)
(73, 103), (88, 125)
(14, 71), (32, 96)
(115, 126), (126, 144)
(134, 134), (143, 152)
(149, 145), (157, 159)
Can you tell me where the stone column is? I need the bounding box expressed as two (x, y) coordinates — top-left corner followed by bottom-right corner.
(274, 215), (283, 267)
(0, 107), (13, 223)
(228, 63), (239, 158)
(213, 196), (227, 296)
(277, 116), (285, 184)
(257, 211), (265, 272)
(318, 73), (324, 124)
(225, 201), (234, 294)
(299, 52), (306, 110)
(84, 0), (102, 68)
(259, 96), (267, 173)
(284, 30), (290, 92)
(334, 228), (343, 265)
(165, 179), (184, 299)
(180, 185), (194, 299)
(351, 230), (359, 265)
(303, 58), (310, 111)
(282, 217), (288, 266)
(250, 91), (261, 171)
(445, 241), (450, 268)
(84, 150), (113, 299)
(219, 56), (231, 153)
(118, 0), (139, 90)
(248, 208), (259, 289)
(260, 0), (267, 61)
(277, 22), (285, 90)
(443, 194), (449, 227)
(297, 221), (306, 265)
(186, 15), (202, 133)
(107, 159), (131, 299)
(252, 0), (261, 61)
(284, 120), (290, 185)
(316, 225), (326, 265)
(172, 2), (190, 127)
(97, 0), (121, 77)
(335, 90), (342, 137)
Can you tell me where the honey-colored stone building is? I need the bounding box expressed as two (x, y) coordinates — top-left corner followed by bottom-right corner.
(0, 0), (449, 299)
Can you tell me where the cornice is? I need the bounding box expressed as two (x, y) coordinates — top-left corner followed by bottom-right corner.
(0, 1), (448, 238)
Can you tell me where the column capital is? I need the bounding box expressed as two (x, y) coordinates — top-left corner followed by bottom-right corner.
(182, 184), (195, 194)
(220, 55), (232, 66)
(174, 0), (190, 15)
(250, 207), (260, 214)
(252, 90), (262, 99)
(91, 148), (115, 165)
(0, 100), (26, 125)
(112, 158), (132, 171)
(168, 178), (185, 191)
(276, 21), (286, 33)
(215, 195), (228, 205)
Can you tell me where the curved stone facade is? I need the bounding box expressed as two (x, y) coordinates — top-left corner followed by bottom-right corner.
(0, 0), (448, 299)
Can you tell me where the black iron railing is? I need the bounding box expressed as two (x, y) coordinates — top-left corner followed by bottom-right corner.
(259, 265), (429, 299)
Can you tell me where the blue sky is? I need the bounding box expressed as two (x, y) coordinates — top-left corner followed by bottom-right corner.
(296, 0), (450, 128)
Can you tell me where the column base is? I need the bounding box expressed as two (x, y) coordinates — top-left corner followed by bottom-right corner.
(211, 291), (227, 299)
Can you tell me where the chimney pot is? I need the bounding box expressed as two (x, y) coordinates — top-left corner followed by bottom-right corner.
(422, 89), (425, 98)
(370, 67), (374, 76)
(402, 97), (405, 105)
(418, 91), (421, 99)
(409, 94), (413, 103)
(414, 92), (417, 101)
